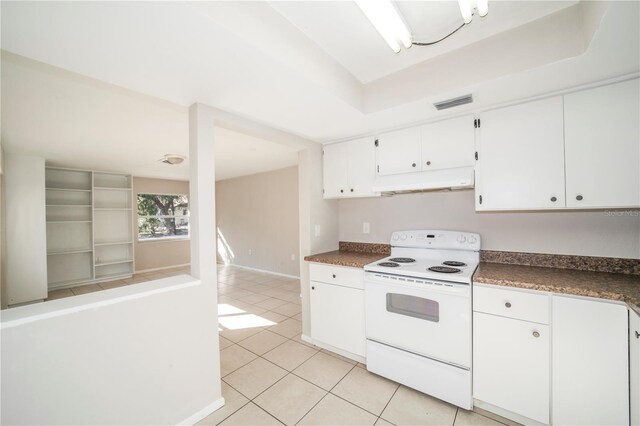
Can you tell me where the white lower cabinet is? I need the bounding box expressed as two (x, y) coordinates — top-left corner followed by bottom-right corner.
(631, 309), (640, 426)
(552, 296), (629, 426)
(474, 285), (631, 426)
(473, 285), (550, 424)
(473, 312), (550, 424)
(309, 264), (365, 359)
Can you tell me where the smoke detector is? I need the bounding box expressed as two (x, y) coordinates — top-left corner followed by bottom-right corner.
(160, 154), (185, 165)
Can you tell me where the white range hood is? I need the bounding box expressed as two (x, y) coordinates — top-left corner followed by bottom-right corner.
(371, 166), (474, 193)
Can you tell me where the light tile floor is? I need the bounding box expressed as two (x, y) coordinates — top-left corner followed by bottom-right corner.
(48, 264), (516, 426)
(203, 265), (517, 426)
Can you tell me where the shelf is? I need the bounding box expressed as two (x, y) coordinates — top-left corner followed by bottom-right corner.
(94, 241), (133, 247)
(46, 204), (92, 207)
(95, 260), (133, 267)
(48, 248), (93, 256)
(47, 220), (92, 224)
(94, 187), (132, 191)
(95, 272), (133, 281)
(48, 277), (93, 289)
(46, 188), (92, 193)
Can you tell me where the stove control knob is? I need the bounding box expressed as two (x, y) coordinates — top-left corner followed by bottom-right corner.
(468, 236), (477, 244)
(392, 234), (399, 241)
(400, 233), (407, 241)
(456, 234), (467, 243)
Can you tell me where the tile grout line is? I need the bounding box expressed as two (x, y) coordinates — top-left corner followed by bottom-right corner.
(376, 383), (400, 426)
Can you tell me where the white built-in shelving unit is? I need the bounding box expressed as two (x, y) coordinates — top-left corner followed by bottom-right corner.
(45, 167), (134, 289)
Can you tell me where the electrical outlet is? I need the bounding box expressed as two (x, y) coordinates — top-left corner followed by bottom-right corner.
(249, 249), (253, 255)
(291, 254), (296, 261)
(314, 224), (321, 237)
(363, 222), (370, 234)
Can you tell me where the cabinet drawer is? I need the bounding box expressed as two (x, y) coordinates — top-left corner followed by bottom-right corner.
(473, 285), (549, 324)
(309, 263), (364, 289)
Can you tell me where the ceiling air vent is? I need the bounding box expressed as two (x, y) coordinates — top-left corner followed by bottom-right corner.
(433, 94), (473, 111)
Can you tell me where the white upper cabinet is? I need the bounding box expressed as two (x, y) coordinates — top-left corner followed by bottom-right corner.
(348, 137), (378, 197)
(323, 137), (379, 199)
(376, 126), (421, 176)
(421, 115), (475, 171)
(564, 79), (640, 208)
(323, 142), (349, 198)
(476, 96), (566, 210)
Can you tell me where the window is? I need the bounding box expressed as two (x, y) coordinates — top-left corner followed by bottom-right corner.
(137, 193), (189, 241)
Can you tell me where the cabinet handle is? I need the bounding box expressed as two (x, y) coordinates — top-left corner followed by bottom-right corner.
(550, 196), (557, 202)
(576, 194), (583, 201)
(340, 189), (344, 193)
(311, 286), (315, 290)
(533, 331), (540, 338)
(635, 331), (639, 339)
(332, 274), (336, 278)
(426, 161), (431, 166)
(350, 188), (354, 192)
(412, 163), (416, 167)
(505, 302), (512, 308)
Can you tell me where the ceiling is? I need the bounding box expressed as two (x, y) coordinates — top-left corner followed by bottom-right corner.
(0, 51), (298, 181)
(270, 1), (578, 83)
(1, 1), (639, 180)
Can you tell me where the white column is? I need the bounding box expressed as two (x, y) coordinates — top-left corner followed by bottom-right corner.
(189, 103), (217, 284)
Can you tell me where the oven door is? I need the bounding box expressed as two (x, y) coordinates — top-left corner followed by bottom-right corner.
(365, 272), (471, 368)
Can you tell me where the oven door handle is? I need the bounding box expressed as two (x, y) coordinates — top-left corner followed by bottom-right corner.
(365, 278), (470, 296)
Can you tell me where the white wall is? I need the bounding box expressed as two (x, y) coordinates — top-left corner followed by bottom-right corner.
(0, 146), (6, 309)
(0, 277), (221, 425)
(339, 190), (640, 259)
(216, 166), (300, 277)
(133, 177), (191, 272)
(298, 146), (339, 337)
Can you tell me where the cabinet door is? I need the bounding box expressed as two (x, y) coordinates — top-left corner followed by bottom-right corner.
(631, 309), (640, 426)
(323, 143), (349, 199)
(564, 79), (640, 208)
(310, 281), (365, 357)
(347, 137), (379, 198)
(473, 312), (550, 424)
(376, 126), (421, 176)
(476, 97), (565, 210)
(421, 115), (475, 171)
(552, 296), (629, 426)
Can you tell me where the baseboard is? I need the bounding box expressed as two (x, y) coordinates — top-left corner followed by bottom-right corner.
(136, 263), (191, 274)
(229, 264), (300, 280)
(178, 397), (225, 426)
(301, 335), (366, 364)
(473, 399), (546, 426)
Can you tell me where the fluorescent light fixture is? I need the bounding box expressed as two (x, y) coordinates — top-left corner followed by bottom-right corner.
(457, 0), (473, 24)
(477, 0), (489, 17)
(458, 0), (489, 23)
(355, 0), (412, 53)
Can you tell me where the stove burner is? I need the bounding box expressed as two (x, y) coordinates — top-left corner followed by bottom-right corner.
(442, 261), (467, 267)
(378, 262), (400, 267)
(428, 266), (461, 273)
(389, 257), (416, 263)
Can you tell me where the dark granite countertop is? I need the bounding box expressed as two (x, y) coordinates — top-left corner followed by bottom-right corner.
(474, 262), (640, 314)
(304, 250), (387, 269)
(304, 242), (640, 314)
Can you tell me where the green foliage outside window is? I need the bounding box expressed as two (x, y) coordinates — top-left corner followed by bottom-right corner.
(137, 194), (189, 240)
